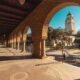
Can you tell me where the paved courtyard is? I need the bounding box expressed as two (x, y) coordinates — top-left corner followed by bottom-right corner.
(0, 47), (80, 80)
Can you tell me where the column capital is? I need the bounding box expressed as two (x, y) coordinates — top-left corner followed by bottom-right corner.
(22, 32), (26, 42)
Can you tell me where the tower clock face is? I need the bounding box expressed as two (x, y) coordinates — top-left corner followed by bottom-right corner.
(18, 0), (25, 5)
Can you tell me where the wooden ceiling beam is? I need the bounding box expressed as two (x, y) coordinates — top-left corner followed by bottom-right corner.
(0, 11), (23, 19)
(0, 28), (14, 31)
(0, 22), (18, 25)
(0, 19), (20, 23)
(0, 16), (21, 22)
(0, 27), (16, 33)
(0, 21), (18, 25)
(0, 31), (11, 35)
(0, 0), (42, 36)
(0, 4), (27, 16)
(0, 26), (16, 29)
(0, 25), (17, 28)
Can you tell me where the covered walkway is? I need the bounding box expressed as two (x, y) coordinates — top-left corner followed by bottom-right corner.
(0, 0), (80, 58)
(0, 1), (80, 80)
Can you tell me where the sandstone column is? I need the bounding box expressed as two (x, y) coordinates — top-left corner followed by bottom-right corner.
(32, 39), (46, 58)
(17, 41), (20, 51)
(14, 35), (17, 49)
(22, 32), (26, 52)
(11, 38), (14, 48)
(23, 41), (26, 52)
(41, 39), (46, 58)
(13, 36), (16, 49)
(17, 33), (20, 51)
(13, 36), (15, 49)
(12, 42), (14, 48)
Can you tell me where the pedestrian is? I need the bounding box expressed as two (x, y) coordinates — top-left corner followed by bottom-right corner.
(62, 53), (66, 63)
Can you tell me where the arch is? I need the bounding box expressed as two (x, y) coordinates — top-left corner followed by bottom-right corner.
(26, 27), (32, 35)
(23, 26), (32, 42)
(42, 2), (79, 39)
(23, 26), (32, 53)
(8, 0), (80, 58)
(23, 26), (32, 34)
(17, 30), (23, 42)
(26, 27), (32, 45)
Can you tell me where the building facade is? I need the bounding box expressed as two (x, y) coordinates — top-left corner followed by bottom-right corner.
(65, 12), (76, 35)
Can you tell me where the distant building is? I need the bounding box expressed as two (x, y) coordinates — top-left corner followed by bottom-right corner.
(65, 12), (76, 35)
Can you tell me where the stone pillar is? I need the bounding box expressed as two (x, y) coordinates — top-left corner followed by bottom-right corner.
(41, 39), (46, 57)
(14, 42), (16, 49)
(7, 39), (10, 47)
(6, 39), (9, 47)
(13, 36), (15, 49)
(11, 38), (14, 48)
(9, 39), (11, 47)
(32, 39), (46, 58)
(17, 33), (20, 51)
(23, 41), (26, 52)
(13, 42), (15, 49)
(17, 42), (20, 51)
(14, 36), (17, 49)
(12, 42), (14, 48)
(22, 32), (26, 52)
(10, 39), (12, 47)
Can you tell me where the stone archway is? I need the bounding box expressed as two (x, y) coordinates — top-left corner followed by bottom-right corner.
(9, 0), (80, 58)
(22, 26), (32, 53)
(31, 1), (80, 58)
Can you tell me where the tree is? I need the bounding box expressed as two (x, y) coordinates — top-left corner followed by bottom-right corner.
(47, 27), (74, 49)
(52, 28), (63, 40)
(76, 31), (80, 37)
(47, 27), (53, 41)
(74, 31), (80, 48)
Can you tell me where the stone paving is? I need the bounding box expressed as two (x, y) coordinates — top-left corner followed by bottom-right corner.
(0, 47), (31, 56)
(47, 50), (80, 67)
(0, 47), (80, 80)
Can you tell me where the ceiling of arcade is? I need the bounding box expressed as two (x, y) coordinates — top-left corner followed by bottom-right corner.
(0, 0), (43, 37)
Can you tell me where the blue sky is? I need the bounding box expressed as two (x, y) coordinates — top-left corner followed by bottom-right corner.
(49, 6), (80, 32)
(27, 27), (31, 34)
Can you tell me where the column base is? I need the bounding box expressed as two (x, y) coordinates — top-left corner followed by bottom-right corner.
(41, 54), (47, 59)
(32, 53), (46, 59)
(21, 50), (27, 53)
(16, 49), (21, 53)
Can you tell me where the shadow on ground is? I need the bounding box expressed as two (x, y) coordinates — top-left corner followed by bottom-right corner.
(0, 55), (34, 61)
(47, 53), (80, 67)
(75, 79), (80, 80)
(35, 61), (60, 66)
(55, 55), (80, 67)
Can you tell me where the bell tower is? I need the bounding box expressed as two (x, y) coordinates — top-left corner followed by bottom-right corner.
(65, 12), (76, 34)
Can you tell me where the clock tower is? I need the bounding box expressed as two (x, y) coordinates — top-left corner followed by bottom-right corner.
(65, 12), (76, 34)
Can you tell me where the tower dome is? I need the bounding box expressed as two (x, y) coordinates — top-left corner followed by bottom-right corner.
(67, 12), (72, 16)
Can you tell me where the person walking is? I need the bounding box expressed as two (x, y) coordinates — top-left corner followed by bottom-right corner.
(62, 52), (66, 63)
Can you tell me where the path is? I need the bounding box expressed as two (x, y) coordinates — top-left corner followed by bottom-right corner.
(0, 46), (80, 80)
